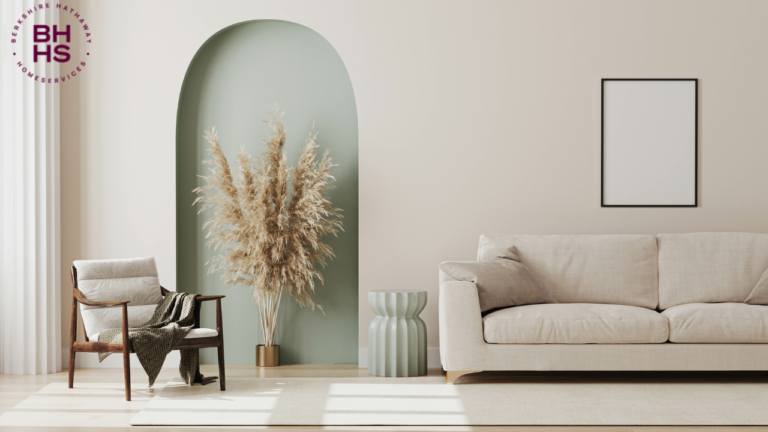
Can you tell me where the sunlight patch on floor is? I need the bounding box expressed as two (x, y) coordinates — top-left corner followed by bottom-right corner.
(326, 396), (464, 412)
(329, 383), (460, 397)
(323, 382), (468, 424)
(0, 382), (155, 428)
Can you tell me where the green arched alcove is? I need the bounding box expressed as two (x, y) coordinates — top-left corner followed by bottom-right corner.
(176, 20), (358, 364)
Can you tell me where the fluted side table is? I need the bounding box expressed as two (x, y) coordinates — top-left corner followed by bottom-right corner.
(367, 289), (427, 377)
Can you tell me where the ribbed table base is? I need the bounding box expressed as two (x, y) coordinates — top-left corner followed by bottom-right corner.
(368, 290), (427, 377)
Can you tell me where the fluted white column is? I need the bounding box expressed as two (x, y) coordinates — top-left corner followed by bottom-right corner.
(0, 0), (62, 375)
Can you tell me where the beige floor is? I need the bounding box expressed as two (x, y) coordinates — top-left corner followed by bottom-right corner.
(1, 365), (768, 431)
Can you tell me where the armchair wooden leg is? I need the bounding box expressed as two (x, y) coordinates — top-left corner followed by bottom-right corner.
(445, 370), (481, 384)
(68, 350), (76, 388)
(69, 277), (78, 389)
(217, 343), (226, 391)
(121, 304), (131, 401)
(123, 350), (131, 401)
(216, 298), (226, 391)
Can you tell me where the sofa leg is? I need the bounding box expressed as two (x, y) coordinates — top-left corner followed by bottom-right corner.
(446, 370), (481, 384)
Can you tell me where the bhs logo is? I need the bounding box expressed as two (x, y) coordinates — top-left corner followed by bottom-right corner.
(10, 3), (93, 84)
(33, 25), (71, 63)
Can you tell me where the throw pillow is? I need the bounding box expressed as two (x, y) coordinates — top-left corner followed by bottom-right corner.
(745, 266), (768, 305)
(439, 246), (556, 312)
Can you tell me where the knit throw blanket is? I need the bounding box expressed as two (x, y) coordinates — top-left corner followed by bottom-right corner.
(97, 292), (218, 387)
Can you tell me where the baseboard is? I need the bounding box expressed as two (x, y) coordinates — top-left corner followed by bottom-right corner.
(62, 348), (181, 369)
(358, 347), (441, 369)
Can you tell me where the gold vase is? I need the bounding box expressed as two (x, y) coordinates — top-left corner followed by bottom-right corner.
(256, 345), (280, 367)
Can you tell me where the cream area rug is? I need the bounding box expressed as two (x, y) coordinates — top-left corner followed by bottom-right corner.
(0, 382), (164, 428)
(131, 372), (768, 426)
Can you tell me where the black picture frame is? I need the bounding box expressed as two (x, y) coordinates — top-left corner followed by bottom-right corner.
(601, 78), (698, 207)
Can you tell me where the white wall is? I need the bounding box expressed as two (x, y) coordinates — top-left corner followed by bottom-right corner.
(61, 0), (768, 363)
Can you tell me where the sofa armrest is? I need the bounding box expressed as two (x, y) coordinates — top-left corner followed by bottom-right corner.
(439, 280), (486, 370)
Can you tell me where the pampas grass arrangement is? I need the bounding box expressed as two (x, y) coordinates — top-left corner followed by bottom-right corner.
(193, 105), (342, 347)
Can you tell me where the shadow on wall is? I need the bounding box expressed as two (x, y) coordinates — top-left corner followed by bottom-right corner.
(176, 20), (359, 365)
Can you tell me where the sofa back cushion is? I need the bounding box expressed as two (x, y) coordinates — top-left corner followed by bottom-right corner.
(657, 232), (768, 310)
(478, 234), (658, 309)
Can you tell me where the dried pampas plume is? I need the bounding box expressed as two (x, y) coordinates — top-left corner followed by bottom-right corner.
(193, 104), (343, 346)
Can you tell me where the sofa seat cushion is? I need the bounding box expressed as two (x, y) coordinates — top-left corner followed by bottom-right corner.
(662, 303), (768, 343)
(483, 303), (669, 344)
(91, 327), (218, 342)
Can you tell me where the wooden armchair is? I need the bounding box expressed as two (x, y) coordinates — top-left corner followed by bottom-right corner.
(68, 257), (226, 401)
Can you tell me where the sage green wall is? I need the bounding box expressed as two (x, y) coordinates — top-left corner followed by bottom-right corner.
(176, 20), (358, 365)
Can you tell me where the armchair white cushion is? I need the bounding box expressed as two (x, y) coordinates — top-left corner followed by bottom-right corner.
(74, 257), (163, 338)
(81, 305), (158, 339)
(75, 257), (162, 309)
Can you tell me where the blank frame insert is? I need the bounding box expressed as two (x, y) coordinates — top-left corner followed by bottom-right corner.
(601, 79), (698, 207)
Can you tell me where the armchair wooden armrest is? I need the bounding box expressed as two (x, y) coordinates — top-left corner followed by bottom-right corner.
(195, 295), (225, 302)
(73, 287), (131, 307)
(159, 286), (225, 301)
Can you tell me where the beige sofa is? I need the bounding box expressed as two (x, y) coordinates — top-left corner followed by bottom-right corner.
(439, 233), (768, 384)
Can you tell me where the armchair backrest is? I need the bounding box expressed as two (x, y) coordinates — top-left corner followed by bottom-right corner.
(73, 257), (163, 338)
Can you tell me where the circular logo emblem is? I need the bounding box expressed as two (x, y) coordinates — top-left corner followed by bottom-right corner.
(9, 3), (93, 84)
